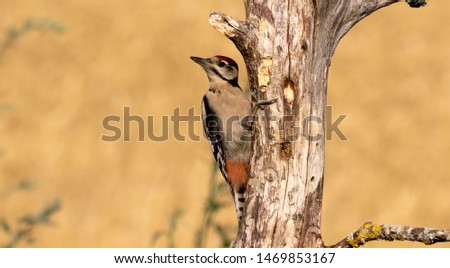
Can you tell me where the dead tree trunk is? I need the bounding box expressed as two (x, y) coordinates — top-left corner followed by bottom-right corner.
(209, 0), (449, 247)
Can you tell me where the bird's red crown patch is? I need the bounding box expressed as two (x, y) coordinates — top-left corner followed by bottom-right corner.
(215, 55), (239, 70)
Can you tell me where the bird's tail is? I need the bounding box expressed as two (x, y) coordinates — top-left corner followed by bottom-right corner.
(234, 186), (246, 222)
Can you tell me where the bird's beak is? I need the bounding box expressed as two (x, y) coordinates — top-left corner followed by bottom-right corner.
(190, 56), (211, 69)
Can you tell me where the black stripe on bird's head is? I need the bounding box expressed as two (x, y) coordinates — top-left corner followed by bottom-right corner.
(190, 55), (240, 88)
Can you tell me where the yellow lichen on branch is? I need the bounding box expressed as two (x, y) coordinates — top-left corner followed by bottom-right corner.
(346, 222), (383, 248)
(332, 222), (450, 248)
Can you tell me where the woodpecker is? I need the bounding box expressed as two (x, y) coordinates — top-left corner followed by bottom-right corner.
(191, 55), (275, 222)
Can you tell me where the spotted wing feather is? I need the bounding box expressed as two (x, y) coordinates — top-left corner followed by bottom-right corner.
(201, 95), (228, 182)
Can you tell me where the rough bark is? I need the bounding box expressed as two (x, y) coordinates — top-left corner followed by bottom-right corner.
(210, 0), (433, 248)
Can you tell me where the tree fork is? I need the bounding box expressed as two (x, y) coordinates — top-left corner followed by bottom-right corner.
(209, 0), (441, 248)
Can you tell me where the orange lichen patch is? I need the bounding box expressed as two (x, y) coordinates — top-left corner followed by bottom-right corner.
(347, 222), (383, 248)
(225, 161), (249, 189)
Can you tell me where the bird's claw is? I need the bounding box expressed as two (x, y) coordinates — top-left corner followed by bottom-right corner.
(251, 98), (277, 116)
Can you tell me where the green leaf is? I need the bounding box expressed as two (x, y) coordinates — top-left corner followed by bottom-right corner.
(40, 19), (66, 33)
(19, 215), (36, 225)
(27, 237), (35, 244)
(22, 19), (33, 31)
(214, 224), (232, 248)
(16, 180), (35, 191)
(7, 27), (19, 39)
(0, 218), (10, 233)
(149, 231), (164, 247)
(167, 208), (183, 248)
(38, 198), (61, 223)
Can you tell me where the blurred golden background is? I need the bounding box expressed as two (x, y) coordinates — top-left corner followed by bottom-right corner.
(0, 0), (449, 247)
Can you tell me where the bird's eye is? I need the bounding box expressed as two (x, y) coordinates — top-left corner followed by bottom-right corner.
(218, 61), (226, 67)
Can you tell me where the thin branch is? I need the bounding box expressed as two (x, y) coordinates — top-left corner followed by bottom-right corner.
(209, 13), (244, 40)
(331, 0), (427, 54)
(351, 0), (426, 14)
(331, 222), (450, 248)
(330, 1), (398, 51)
(209, 12), (251, 59)
(406, 0), (427, 8)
